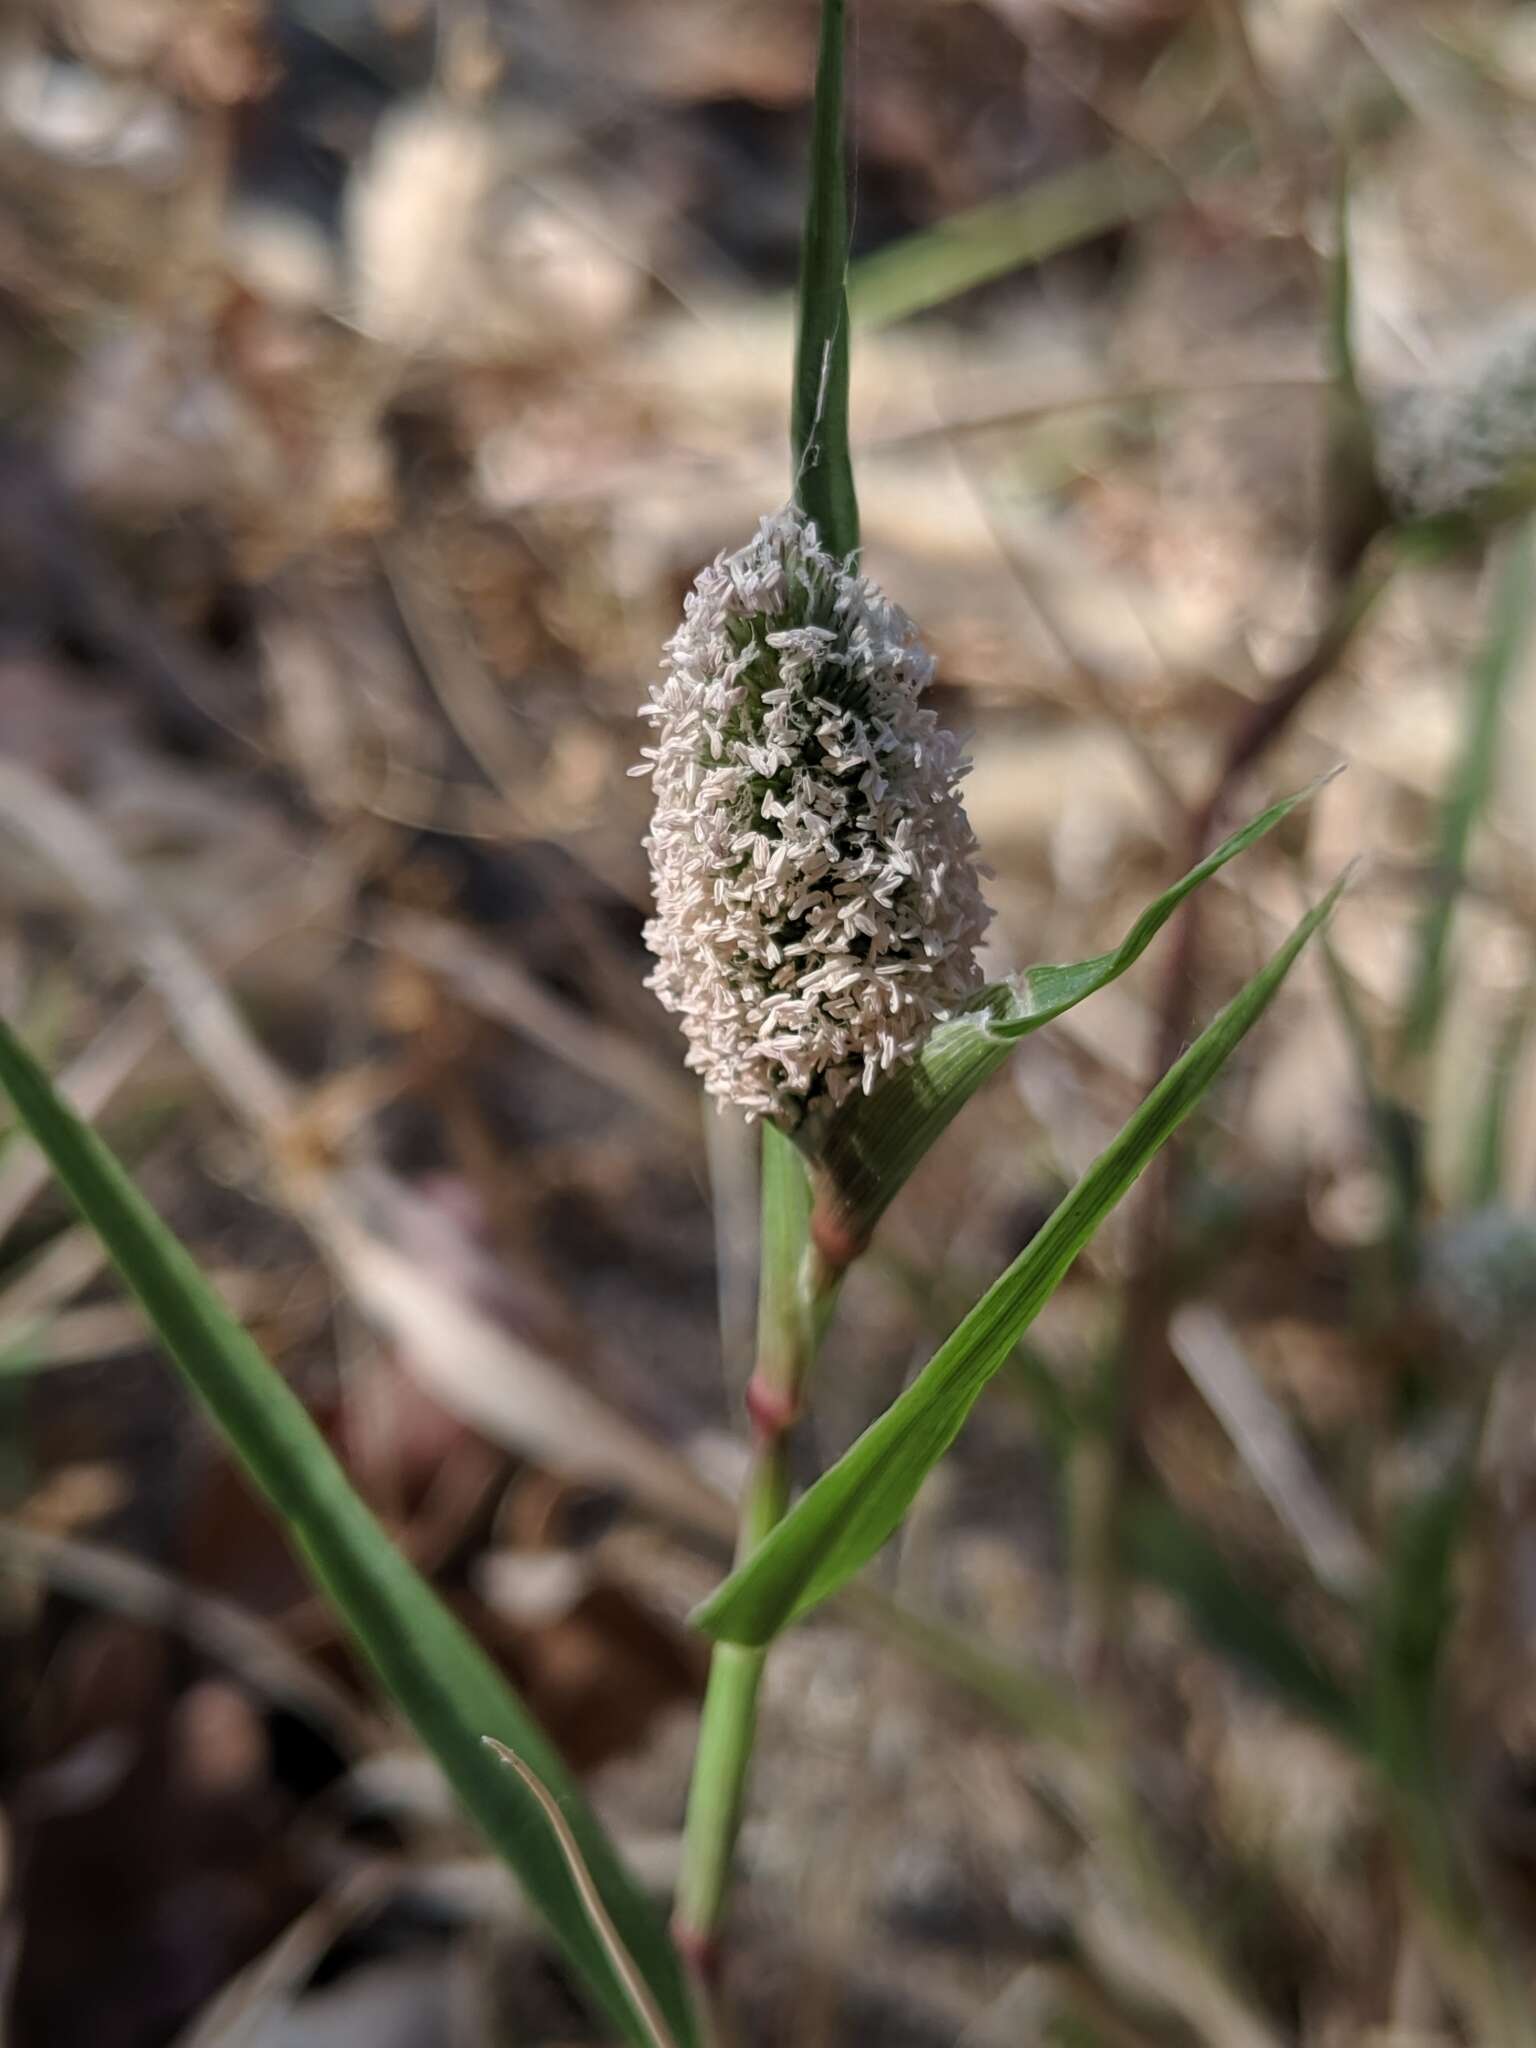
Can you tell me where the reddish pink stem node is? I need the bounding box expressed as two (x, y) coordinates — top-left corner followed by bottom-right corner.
(671, 1915), (722, 1984)
(810, 1202), (867, 1273)
(745, 1375), (799, 1441)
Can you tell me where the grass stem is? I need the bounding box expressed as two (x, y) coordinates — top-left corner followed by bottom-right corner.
(673, 0), (856, 1985)
(673, 1134), (843, 1969)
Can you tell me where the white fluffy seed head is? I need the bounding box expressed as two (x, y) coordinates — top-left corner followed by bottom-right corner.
(635, 507), (991, 1123)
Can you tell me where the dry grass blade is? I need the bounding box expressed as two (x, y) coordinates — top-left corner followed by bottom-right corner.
(1169, 1304), (1374, 1600)
(306, 1172), (734, 1542)
(1400, 517), (1536, 1063)
(0, 762), (297, 1134)
(381, 908), (699, 1141)
(0, 1267), (296, 1375)
(0, 1016), (696, 2043)
(0, 757), (732, 1544)
(0, 996), (166, 1243)
(170, 1868), (394, 2048)
(0, 1223), (113, 1338)
(0, 838), (360, 1240)
(484, 1737), (684, 2048)
(0, 1518), (372, 1748)
(871, 367), (1328, 457)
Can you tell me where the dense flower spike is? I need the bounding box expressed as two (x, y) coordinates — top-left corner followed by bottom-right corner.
(635, 508), (991, 1121)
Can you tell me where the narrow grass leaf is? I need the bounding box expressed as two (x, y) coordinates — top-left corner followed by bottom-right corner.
(0, 1018), (695, 2048)
(846, 156), (1165, 331)
(996, 1335), (1360, 1735)
(699, 873), (1348, 1646)
(809, 775), (1334, 1247)
(1366, 1428), (1483, 1922)
(1323, 160), (1389, 576)
(1369, 1449), (1476, 1780)
(1319, 928), (1421, 1274)
(791, 0), (858, 562)
(1325, 159), (1363, 408)
(1468, 977), (1535, 1207)
(1401, 516), (1536, 1060)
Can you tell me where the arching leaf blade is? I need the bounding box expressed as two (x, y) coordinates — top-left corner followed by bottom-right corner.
(0, 1018), (696, 2048)
(700, 872), (1349, 1647)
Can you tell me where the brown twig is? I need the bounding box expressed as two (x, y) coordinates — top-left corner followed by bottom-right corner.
(0, 1519), (373, 1750)
(1153, 540), (1394, 1081)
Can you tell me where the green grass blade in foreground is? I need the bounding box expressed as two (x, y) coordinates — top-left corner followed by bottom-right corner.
(699, 872), (1348, 1647)
(0, 1019), (695, 2048)
(1401, 517), (1536, 1062)
(791, 0), (858, 561)
(809, 775), (1335, 1246)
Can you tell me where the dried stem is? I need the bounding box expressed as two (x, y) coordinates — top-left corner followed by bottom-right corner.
(1155, 542), (1393, 1081)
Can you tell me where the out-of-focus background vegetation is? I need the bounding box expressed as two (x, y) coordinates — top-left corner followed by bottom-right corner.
(5, 1), (1536, 2042)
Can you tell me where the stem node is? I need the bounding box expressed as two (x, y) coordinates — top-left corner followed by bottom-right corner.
(810, 1198), (867, 1273)
(745, 1374), (800, 1442)
(670, 1916), (722, 1984)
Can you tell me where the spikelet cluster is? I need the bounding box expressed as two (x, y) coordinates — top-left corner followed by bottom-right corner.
(635, 508), (990, 1121)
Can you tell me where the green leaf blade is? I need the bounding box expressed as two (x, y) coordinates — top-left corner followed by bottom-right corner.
(0, 1019), (695, 2048)
(700, 872), (1349, 1648)
(1467, 979), (1535, 1207)
(1401, 515), (1536, 1060)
